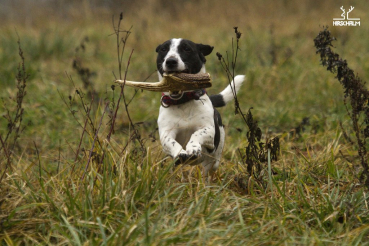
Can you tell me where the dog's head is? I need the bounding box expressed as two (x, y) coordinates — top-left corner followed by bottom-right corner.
(156, 39), (213, 78)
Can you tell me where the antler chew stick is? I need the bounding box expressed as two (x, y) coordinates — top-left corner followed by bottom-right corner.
(115, 73), (212, 92)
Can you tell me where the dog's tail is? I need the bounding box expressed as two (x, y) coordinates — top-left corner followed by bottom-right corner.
(209, 75), (245, 108)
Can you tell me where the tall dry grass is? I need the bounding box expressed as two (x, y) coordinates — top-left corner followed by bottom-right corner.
(1, 0), (369, 244)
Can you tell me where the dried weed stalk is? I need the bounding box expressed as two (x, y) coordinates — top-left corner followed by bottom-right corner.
(108, 13), (145, 156)
(314, 26), (369, 186)
(0, 37), (29, 183)
(217, 27), (280, 182)
(59, 13), (146, 184)
(72, 36), (98, 100)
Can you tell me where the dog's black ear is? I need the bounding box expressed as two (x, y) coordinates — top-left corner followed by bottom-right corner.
(197, 44), (214, 56)
(156, 44), (161, 53)
(197, 44), (213, 63)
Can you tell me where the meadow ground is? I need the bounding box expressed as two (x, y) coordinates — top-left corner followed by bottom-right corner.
(1, 0), (369, 245)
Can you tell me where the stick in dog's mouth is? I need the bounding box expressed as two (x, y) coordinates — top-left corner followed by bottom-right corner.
(115, 73), (212, 93)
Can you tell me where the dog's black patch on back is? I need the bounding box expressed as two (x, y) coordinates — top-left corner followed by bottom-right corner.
(206, 109), (223, 153)
(214, 108), (223, 127)
(209, 94), (226, 107)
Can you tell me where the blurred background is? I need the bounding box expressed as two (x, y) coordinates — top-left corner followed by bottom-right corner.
(0, 0), (368, 154)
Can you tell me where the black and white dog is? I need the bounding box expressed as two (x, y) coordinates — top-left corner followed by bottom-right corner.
(156, 38), (244, 177)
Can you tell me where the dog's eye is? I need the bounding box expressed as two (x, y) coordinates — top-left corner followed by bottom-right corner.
(183, 46), (191, 52)
(161, 47), (168, 52)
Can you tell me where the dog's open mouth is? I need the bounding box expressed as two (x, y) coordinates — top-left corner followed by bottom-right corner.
(166, 69), (190, 74)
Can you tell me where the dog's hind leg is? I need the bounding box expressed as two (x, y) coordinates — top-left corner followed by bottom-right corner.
(202, 157), (216, 183)
(202, 127), (225, 183)
(201, 153), (222, 183)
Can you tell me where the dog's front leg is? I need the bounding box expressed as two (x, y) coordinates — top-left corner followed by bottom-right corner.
(160, 132), (187, 159)
(186, 126), (215, 157)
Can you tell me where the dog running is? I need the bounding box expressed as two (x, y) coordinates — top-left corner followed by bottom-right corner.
(155, 38), (245, 178)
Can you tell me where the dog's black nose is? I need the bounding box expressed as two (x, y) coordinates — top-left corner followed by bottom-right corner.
(166, 58), (178, 69)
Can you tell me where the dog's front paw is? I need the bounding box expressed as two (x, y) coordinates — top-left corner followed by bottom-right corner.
(175, 150), (189, 166)
(186, 142), (202, 158)
(174, 149), (201, 166)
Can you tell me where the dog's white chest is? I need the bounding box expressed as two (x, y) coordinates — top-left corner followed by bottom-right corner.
(157, 95), (214, 145)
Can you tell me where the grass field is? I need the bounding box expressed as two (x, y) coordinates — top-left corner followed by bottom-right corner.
(1, 0), (369, 245)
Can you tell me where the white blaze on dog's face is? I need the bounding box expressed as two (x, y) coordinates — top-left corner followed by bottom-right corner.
(156, 38), (214, 80)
